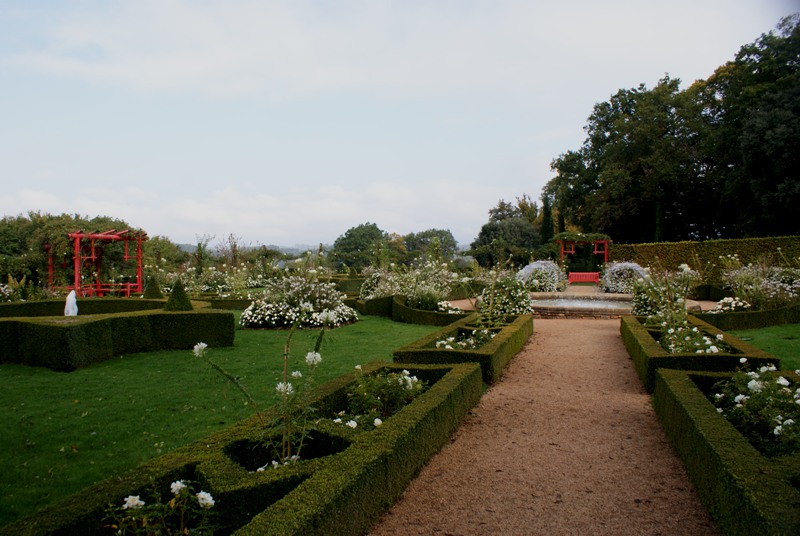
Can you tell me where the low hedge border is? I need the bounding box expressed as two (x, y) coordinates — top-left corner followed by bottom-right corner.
(391, 295), (471, 326)
(392, 313), (534, 384)
(0, 361), (483, 536)
(653, 369), (800, 535)
(694, 305), (800, 332)
(0, 309), (235, 371)
(0, 298), (172, 318)
(354, 296), (394, 317)
(619, 315), (779, 392)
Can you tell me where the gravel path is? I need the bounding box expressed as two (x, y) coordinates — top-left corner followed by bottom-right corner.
(368, 318), (719, 535)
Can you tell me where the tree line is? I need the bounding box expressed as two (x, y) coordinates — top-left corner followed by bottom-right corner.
(545, 15), (799, 243)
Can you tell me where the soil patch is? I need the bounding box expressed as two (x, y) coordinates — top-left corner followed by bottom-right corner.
(369, 318), (719, 535)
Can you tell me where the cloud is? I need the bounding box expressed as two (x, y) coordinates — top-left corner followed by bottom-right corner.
(0, 180), (496, 247)
(7, 1), (789, 100)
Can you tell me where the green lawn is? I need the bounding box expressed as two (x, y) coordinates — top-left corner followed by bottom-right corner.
(731, 323), (800, 371)
(0, 315), (438, 527)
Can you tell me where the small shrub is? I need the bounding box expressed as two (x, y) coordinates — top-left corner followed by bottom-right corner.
(164, 279), (193, 311)
(143, 275), (164, 299)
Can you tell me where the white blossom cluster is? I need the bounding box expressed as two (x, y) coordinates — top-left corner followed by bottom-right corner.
(478, 276), (533, 315)
(659, 322), (726, 354)
(240, 275), (357, 328)
(435, 329), (496, 350)
(516, 260), (568, 292)
(708, 296), (752, 314)
(359, 261), (460, 305)
(600, 262), (647, 294)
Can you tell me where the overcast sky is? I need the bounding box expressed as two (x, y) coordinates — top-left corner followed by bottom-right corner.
(0, 1), (796, 249)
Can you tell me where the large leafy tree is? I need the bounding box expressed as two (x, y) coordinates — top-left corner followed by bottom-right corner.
(403, 228), (458, 263)
(470, 199), (541, 266)
(546, 15), (800, 242)
(330, 222), (387, 271)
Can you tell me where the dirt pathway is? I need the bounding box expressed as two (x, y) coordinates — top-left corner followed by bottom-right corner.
(369, 318), (719, 535)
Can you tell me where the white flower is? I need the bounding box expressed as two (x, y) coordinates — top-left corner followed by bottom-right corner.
(276, 382), (294, 395)
(734, 394), (749, 403)
(747, 379), (763, 393)
(355, 364), (362, 371)
(305, 352), (322, 367)
(196, 491), (215, 509)
(373, 418), (383, 427)
(122, 495), (145, 509)
(170, 480), (186, 495)
(318, 309), (337, 325)
(346, 420), (358, 428)
(193, 342), (208, 357)
(740, 358), (748, 364)
(777, 376), (791, 387)
(774, 425), (783, 436)
(333, 417), (342, 424)
(716, 334), (724, 341)
(291, 370), (303, 379)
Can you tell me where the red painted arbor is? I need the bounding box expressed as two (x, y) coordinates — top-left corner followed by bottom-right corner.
(49, 229), (148, 297)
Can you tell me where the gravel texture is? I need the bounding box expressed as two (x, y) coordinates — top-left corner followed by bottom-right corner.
(368, 317), (720, 536)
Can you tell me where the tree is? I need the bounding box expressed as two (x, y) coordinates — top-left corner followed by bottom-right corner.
(330, 223), (386, 271)
(404, 229), (458, 263)
(540, 193), (555, 244)
(470, 200), (541, 267)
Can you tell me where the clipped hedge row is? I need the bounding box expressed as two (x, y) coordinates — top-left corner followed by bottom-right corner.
(619, 315), (779, 392)
(391, 295), (471, 326)
(353, 296), (394, 317)
(0, 298), (171, 318)
(695, 305), (800, 332)
(653, 369), (800, 535)
(609, 236), (800, 286)
(0, 310), (235, 371)
(393, 313), (534, 383)
(0, 362), (483, 536)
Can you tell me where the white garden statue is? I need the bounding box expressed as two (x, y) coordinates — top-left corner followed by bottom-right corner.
(64, 290), (78, 316)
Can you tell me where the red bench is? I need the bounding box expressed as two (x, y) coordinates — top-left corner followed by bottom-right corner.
(568, 272), (600, 283)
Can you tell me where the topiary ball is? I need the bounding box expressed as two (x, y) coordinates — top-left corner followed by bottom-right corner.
(164, 279), (193, 311)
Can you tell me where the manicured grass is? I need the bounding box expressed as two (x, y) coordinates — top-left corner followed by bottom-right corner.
(730, 323), (800, 370)
(0, 315), (438, 527)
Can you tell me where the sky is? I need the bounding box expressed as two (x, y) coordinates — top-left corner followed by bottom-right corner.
(0, 1), (797, 250)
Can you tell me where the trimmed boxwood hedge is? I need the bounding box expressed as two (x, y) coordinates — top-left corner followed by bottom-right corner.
(393, 313), (534, 383)
(0, 362), (483, 536)
(619, 315), (779, 392)
(354, 295), (394, 317)
(0, 309), (235, 371)
(391, 295), (471, 326)
(694, 305), (800, 332)
(653, 369), (800, 535)
(609, 236), (800, 287)
(0, 298), (170, 318)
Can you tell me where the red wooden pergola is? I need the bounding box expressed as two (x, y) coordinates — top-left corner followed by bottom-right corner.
(48, 229), (148, 297)
(556, 239), (609, 264)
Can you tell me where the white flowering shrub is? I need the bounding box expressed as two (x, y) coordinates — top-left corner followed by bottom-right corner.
(241, 275), (357, 328)
(708, 296), (752, 314)
(720, 254), (800, 310)
(104, 480), (215, 534)
(435, 329), (496, 350)
(631, 265), (699, 325)
(600, 262), (647, 294)
(332, 366), (427, 431)
(359, 261), (460, 311)
(659, 323), (728, 354)
(712, 359), (800, 457)
(478, 276), (533, 316)
(516, 260), (567, 292)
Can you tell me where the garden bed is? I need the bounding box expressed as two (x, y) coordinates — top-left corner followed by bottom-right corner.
(694, 305), (800, 331)
(390, 295), (471, 326)
(0, 308), (235, 371)
(392, 313), (534, 383)
(652, 369), (800, 535)
(0, 361), (482, 536)
(619, 315), (779, 392)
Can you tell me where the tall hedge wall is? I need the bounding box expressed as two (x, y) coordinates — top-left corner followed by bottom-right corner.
(609, 236), (800, 286)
